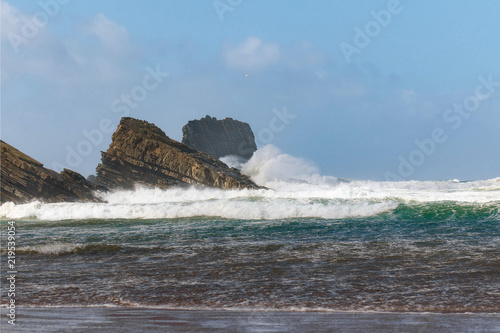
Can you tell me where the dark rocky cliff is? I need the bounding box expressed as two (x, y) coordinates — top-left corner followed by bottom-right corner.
(182, 115), (257, 159)
(95, 117), (261, 190)
(0, 141), (103, 204)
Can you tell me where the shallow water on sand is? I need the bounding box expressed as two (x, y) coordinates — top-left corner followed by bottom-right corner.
(2, 308), (500, 333)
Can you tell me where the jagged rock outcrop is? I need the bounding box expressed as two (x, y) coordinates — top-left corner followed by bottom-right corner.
(95, 117), (261, 190)
(0, 141), (103, 204)
(182, 115), (257, 159)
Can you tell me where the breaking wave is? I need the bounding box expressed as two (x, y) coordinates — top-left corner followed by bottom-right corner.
(1, 145), (499, 221)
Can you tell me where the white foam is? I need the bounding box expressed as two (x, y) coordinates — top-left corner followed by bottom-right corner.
(1, 145), (499, 221)
(0, 193), (399, 221)
(18, 243), (83, 255)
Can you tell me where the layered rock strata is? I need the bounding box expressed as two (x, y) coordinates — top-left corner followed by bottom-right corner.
(95, 117), (261, 190)
(0, 141), (103, 204)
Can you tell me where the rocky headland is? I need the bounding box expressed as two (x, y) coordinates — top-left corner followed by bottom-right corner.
(1, 116), (261, 204)
(1, 141), (103, 204)
(95, 117), (260, 190)
(182, 115), (257, 159)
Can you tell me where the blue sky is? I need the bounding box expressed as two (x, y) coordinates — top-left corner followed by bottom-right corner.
(1, 0), (499, 181)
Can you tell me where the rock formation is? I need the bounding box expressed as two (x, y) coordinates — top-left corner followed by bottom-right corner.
(0, 141), (103, 204)
(95, 117), (261, 190)
(182, 115), (257, 159)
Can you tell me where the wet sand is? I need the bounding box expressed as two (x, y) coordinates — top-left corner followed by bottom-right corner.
(2, 307), (499, 333)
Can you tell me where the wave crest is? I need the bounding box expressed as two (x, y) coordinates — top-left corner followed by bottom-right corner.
(16, 243), (125, 255)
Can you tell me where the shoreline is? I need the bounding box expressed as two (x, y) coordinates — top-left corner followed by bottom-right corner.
(2, 307), (499, 333)
(3, 305), (500, 314)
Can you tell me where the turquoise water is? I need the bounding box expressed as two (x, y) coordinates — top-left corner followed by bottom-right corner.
(3, 200), (499, 312)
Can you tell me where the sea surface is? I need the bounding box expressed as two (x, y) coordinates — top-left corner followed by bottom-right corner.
(1, 146), (499, 331)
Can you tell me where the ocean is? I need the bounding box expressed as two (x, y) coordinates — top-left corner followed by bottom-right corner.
(1, 146), (499, 332)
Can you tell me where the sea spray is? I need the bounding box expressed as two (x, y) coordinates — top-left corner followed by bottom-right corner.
(241, 145), (320, 185)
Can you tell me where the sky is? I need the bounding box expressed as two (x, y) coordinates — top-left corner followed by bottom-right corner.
(1, 0), (499, 181)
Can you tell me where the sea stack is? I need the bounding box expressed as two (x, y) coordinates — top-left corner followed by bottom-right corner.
(0, 140), (103, 204)
(182, 115), (257, 160)
(95, 117), (261, 190)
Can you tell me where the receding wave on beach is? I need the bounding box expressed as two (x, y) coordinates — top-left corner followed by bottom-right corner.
(2, 307), (500, 333)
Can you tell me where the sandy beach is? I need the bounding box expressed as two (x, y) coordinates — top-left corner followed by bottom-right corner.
(1, 307), (499, 333)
